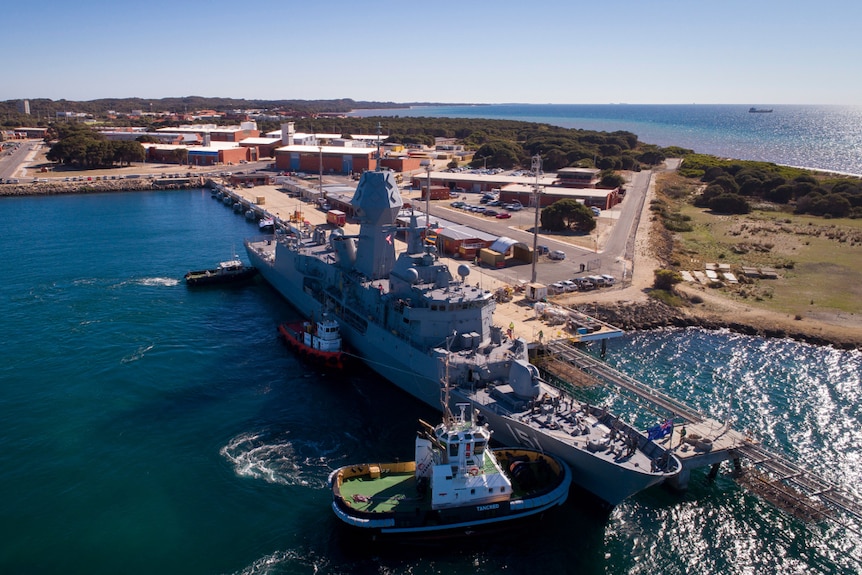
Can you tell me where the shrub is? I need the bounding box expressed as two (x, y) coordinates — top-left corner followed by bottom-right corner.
(653, 269), (682, 290)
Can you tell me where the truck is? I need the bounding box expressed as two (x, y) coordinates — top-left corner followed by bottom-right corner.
(326, 209), (346, 227)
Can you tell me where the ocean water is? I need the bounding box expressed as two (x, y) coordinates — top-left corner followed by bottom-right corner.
(1, 190), (862, 575)
(349, 104), (862, 176)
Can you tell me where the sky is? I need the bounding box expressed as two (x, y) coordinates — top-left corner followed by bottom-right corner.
(3, 0), (861, 105)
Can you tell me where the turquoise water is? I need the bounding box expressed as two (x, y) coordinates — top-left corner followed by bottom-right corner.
(2, 190), (861, 574)
(350, 104), (862, 176)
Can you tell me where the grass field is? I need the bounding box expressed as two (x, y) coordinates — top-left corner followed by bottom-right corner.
(657, 174), (862, 319)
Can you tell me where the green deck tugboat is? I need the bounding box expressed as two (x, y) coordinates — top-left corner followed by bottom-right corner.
(328, 398), (572, 541)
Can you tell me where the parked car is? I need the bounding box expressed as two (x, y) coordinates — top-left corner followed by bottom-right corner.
(450, 201), (465, 208)
(549, 282), (566, 295)
(601, 274), (616, 285)
(536, 245), (550, 255)
(549, 250), (566, 260)
(483, 209), (499, 217)
(574, 277), (595, 290)
(561, 280), (578, 292)
(495, 212), (512, 219)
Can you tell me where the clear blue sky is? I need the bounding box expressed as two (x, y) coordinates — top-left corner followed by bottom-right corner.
(3, 0), (860, 105)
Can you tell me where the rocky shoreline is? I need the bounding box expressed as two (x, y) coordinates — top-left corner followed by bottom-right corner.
(0, 178), (205, 197)
(581, 299), (860, 350)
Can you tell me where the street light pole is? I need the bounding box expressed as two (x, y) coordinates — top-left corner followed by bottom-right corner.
(425, 162), (432, 229)
(530, 154), (542, 284)
(318, 145), (323, 197)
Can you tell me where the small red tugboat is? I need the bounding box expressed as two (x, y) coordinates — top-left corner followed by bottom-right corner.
(278, 315), (347, 369)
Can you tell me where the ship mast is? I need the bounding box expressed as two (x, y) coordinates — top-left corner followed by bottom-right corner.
(439, 332), (458, 426)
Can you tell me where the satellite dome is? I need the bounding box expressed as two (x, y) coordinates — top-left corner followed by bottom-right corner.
(457, 264), (471, 278)
(405, 268), (420, 284)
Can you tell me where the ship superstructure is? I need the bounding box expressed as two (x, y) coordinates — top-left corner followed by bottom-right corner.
(246, 169), (679, 505)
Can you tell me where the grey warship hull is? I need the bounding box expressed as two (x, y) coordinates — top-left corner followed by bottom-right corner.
(246, 170), (679, 505)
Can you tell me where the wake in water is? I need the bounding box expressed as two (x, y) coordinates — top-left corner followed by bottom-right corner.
(132, 277), (180, 287)
(121, 343), (154, 364)
(220, 429), (343, 489)
(229, 549), (330, 575)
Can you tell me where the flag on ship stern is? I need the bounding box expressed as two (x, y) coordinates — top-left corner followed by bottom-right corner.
(647, 419), (674, 441)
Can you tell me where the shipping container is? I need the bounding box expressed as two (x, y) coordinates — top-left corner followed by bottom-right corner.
(326, 209), (346, 227)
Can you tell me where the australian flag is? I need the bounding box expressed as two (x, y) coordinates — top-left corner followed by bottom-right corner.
(647, 419), (674, 441)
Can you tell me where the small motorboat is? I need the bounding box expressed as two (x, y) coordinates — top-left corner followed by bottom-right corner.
(184, 259), (258, 286)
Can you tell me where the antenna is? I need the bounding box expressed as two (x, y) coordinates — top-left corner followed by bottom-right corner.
(375, 122), (382, 172)
(439, 353), (454, 425)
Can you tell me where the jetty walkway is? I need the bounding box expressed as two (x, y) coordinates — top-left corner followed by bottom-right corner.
(540, 340), (862, 529)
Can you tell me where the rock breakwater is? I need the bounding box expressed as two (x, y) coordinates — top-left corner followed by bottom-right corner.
(581, 299), (859, 350)
(0, 177), (205, 197)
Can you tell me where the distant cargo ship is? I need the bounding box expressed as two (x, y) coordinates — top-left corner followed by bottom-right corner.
(749, 107), (773, 113)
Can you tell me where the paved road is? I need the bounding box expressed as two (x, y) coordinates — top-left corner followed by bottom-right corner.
(419, 169), (654, 288)
(0, 140), (38, 181)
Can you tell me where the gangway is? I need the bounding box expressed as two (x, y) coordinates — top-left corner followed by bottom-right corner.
(539, 340), (862, 528)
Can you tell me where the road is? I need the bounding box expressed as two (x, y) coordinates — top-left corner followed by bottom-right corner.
(0, 140), (39, 182)
(415, 168), (655, 288)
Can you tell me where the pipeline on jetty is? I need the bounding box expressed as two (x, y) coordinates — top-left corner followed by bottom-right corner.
(537, 340), (862, 530)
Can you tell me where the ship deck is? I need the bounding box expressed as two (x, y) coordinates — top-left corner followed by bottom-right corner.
(470, 385), (666, 474)
(338, 471), (430, 514)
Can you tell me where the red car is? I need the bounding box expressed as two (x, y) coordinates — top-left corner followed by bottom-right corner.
(495, 212), (512, 219)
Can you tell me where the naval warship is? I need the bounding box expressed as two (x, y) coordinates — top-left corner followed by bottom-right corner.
(245, 169), (679, 505)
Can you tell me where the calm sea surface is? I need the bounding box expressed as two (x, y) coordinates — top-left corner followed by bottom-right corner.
(2, 190), (861, 574)
(349, 104), (862, 176)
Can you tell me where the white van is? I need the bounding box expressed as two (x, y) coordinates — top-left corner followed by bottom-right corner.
(601, 274), (616, 285)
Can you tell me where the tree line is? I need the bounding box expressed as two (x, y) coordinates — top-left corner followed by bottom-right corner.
(680, 155), (862, 218)
(44, 123), (145, 168)
(300, 116), (680, 172)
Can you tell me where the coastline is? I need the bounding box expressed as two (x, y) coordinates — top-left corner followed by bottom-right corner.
(583, 297), (862, 351)
(0, 177), (205, 197)
(555, 167), (862, 351)
(3, 176), (858, 351)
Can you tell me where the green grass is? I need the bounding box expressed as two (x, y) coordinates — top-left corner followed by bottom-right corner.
(671, 207), (862, 316)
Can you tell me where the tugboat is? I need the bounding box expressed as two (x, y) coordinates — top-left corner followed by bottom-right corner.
(328, 397), (572, 541)
(277, 315), (347, 369)
(184, 258), (258, 286)
(259, 217), (275, 233)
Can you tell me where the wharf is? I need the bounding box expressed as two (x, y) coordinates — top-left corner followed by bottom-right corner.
(214, 178), (624, 351)
(541, 341), (862, 528)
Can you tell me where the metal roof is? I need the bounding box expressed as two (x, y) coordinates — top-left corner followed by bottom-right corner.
(274, 144), (377, 155)
(489, 236), (524, 253)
